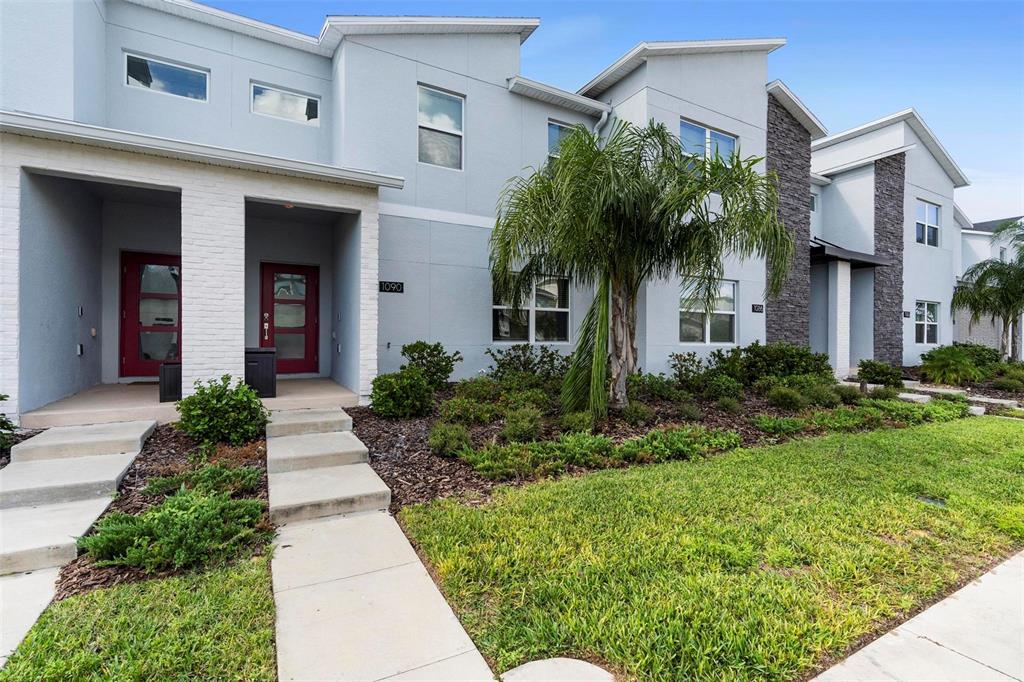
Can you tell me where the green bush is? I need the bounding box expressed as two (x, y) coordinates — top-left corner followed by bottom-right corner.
(621, 402), (653, 426)
(706, 347), (745, 383)
(738, 341), (833, 384)
(557, 432), (616, 466)
(78, 490), (267, 572)
(992, 377), (1024, 392)
(400, 341), (463, 391)
(704, 374), (743, 401)
(952, 342), (1001, 371)
(499, 389), (551, 413)
(668, 352), (707, 391)
(811, 406), (884, 432)
(176, 376), (269, 445)
(716, 397), (741, 413)
(615, 426), (741, 464)
(438, 397), (499, 425)
(802, 384), (841, 408)
(995, 364), (1024, 382)
(143, 463), (261, 497)
(453, 376), (501, 402)
(781, 373), (837, 392)
(370, 368), (433, 419)
(501, 405), (543, 442)
(558, 411), (594, 433)
(920, 346), (983, 386)
(862, 398), (968, 425)
(0, 394), (14, 453)
(867, 386), (901, 400)
(835, 385), (864, 405)
(486, 345), (571, 383)
(931, 392), (969, 404)
(752, 415), (805, 437)
(856, 359), (904, 388)
(428, 422), (472, 457)
(751, 375), (781, 396)
(767, 386), (807, 411)
(677, 402), (702, 421)
(627, 373), (686, 402)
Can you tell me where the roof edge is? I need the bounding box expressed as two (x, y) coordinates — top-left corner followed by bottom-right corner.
(766, 80), (827, 140)
(325, 15), (540, 43)
(507, 76), (611, 116)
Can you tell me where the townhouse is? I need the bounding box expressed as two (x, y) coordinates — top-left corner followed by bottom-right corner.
(0, 0), (977, 423)
(957, 215), (1024, 355)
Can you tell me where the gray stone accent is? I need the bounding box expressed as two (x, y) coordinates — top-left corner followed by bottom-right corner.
(873, 153), (905, 366)
(765, 93), (811, 346)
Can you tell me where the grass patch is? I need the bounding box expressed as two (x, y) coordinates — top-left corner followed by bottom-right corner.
(402, 418), (1024, 680)
(0, 553), (275, 681)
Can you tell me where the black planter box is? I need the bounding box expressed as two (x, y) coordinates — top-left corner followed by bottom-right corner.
(245, 347), (277, 398)
(159, 362), (182, 403)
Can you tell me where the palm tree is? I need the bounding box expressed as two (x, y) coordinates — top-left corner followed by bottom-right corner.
(952, 253), (1024, 361)
(490, 121), (793, 417)
(991, 217), (1024, 252)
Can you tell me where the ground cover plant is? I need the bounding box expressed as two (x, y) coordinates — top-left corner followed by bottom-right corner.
(401, 418), (1024, 681)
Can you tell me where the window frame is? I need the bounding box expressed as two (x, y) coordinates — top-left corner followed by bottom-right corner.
(417, 84), (465, 171)
(492, 275), (571, 345)
(249, 81), (321, 127)
(915, 199), (941, 247)
(915, 300), (940, 345)
(679, 117), (738, 161)
(679, 280), (738, 345)
(809, 194), (818, 212)
(123, 51), (209, 103)
(547, 119), (572, 162)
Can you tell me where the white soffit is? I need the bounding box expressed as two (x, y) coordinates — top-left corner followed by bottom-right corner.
(766, 80), (827, 140)
(507, 77), (610, 116)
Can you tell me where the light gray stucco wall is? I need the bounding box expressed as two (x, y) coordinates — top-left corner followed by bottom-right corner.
(19, 173), (103, 412)
(850, 268), (874, 366)
(819, 165), (875, 254)
(809, 264), (829, 355)
(330, 213), (362, 391)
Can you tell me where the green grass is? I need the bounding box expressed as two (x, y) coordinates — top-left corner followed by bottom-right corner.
(0, 554), (276, 681)
(401, 418), (1024, 681)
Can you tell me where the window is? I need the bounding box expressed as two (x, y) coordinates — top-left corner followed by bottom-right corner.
(251, 83), (319, 126)
(679, 280), (737, 344)
(809, 194), (818, 211)
(1000, 247), (1008, 262)
(418, 85), (463, 170)
(680, 119), (737, 161)
(492, 276), (570, 343)
(547, 121), (572, 160)
(915, 200), (940, 247)
(915, 301), (939, 344)
(125, 53), (207, 101)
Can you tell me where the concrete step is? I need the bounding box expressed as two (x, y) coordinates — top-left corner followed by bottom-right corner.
(899, 392), (932, 404)
(0, 567), (60, 666)
(267, 431), (368, 474)
(968, 406), (986, 417)
(968, 395), (1020, 408)
(269, 463), (389, 525)
(0, 498), (112, 575)
(10, 420), (156, 463)
(267, 408), (352, 438)
(0, 454), (135, 509)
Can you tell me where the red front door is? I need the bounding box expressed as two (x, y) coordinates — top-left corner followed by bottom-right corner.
(121, 251), (182, 377)
(261, 263), (319, 374)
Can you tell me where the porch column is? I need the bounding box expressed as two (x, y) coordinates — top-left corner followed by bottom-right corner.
(827, 260), (851, 378)
(180, 187), (245, 393)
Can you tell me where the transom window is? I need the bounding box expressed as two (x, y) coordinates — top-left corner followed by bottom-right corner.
(492, 276), (570, 343)
(547, 121), (572, 160)
(916, 200), (940, 247)
(251, 83), (319, 126)
(418, 85), (464, 170)
(915, 301), (939, 344)
(680, 280), (737, 344)
(680, 119), (737, 161)
(125, 53), (207, 101)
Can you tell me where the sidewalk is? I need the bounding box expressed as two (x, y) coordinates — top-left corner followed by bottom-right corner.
(815, 552), (1024, 681)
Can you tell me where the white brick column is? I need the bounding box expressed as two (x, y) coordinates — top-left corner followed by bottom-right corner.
(0, 158), (21, 421)
(180, 187), (246, 393)
(827, 260), (852, 378)
(358, 207), (379, 401)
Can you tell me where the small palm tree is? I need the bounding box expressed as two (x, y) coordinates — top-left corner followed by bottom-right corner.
(490, 121), (793, 416)
(952, 252), (1024, 361)
(991, 217), (1024, 252)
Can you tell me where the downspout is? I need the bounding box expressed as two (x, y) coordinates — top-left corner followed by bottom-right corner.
(593, 108), (609, 136)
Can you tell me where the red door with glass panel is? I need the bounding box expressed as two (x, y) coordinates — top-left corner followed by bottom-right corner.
(121, 251), (182, 377)
(260, 263), (319, 374)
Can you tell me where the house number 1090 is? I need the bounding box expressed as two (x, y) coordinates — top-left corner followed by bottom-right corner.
(379, 281), (404, 293)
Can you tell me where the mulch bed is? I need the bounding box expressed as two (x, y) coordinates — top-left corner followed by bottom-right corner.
(0, 429), (41, 470)
(53, 424), (269, 601)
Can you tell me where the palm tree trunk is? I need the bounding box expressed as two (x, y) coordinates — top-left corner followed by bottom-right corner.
(1001, 316), (1012, 362)
(609, 280), (638, 408)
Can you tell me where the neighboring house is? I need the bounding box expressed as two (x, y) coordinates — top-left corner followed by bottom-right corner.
(0, 0), (974, 423)
(957, 214), (1024, 354)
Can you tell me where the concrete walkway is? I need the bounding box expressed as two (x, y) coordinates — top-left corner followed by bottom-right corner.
(815, 552), (1024, 681)
(266, 408), (494, 682)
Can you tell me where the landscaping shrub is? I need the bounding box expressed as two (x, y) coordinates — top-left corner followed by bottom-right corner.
(801, 384), (841, 408)
(931, 392), (969, 404)
(703, 374), (743, 401)
(668, 352), (707, 391)
(176, 376), (269, 445)
(992, 377), (1024, 392)
(995, 364), (1024, 382)
(143, 463), (261, 497)
(400, 341), (462, 391)
(716, 397), (741, 413)
(862, 398), (968, 425)
(486, 345), (571, 384)
(835, 385), (863, 405)
(428, 422), (472, 457)
(767, 386), (807, 411)
(751, 375), (781, 396)
(453, 376), (501, 402)
(621, 402), (653, 427)
(677, 402), (702, 421)
(627, 373), (687, 402)
(811, 406), (884, 432)
(370, 367), (433, 419)
(856, 359), (904, 388)
(558, 411), (594, 433)
(0, 394), (14, 453)
(781, 373), (837, 392)
(615, 426), (741, 464)
(752, 415), (805, 437)
(557, 432), (616, 466)
(952, 342), (1001, 372)
(706, 347), (745, 383)
(738, 341), (833, 384)
(920, 345), (983, 385)
(461, 441), (564, 480)
(499, 389), (551, 413)
(438, 397), (499, 425)
(867, 386), (901, 400)
(78, 490), (267, 572)
(501, 405), (543, 442)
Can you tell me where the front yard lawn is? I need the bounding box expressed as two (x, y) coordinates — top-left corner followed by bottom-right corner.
(402, 417), (1024, 681)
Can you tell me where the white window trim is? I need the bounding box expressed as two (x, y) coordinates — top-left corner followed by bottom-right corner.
(123, 51), (209, 103)
(547, 119), (571, 161)
(249, 81), (320, 127)
(492, 276), (571, 345)
(915, 199), (941, 247)
(679, 280), (738, 345)
(680, 117), (737, 160)
(417, 84), (464, 172)
(915, 300), (940, 345)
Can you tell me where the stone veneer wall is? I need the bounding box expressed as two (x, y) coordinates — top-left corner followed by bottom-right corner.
(765, 94), (811, 346)
(872, 153), (906, 366)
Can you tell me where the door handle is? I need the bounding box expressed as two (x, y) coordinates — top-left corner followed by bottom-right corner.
(263, 322), (269, 341)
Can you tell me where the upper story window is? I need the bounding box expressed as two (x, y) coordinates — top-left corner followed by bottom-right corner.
(915, 301), (939, 344)
(125, 53), (207, 101)
(418, 85), (463, 170)
(809, 194), (818, 212)
(548, 121), (572, 161)
(680, 119), (737, 161)
(1000, 247), (1008, 262)
(251, 83), (319, 126)
(915, 199), (940, 247)
(492, 276), (570, 343)
(680, 280), (737, 344)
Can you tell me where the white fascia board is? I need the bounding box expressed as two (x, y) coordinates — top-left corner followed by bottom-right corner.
(324, 16), (540, 45)
(960, 229), (993, 236)
(507, 77), (610, 116)
(766, 80), (827, 139)
(810, 172), (832, 186)
(578, 38), (787, 98)
(0, 111), (405, 190)
(954, 203), (973, 229)
(813, 144), (916, 177)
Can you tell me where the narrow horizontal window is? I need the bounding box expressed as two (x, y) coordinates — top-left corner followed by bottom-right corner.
(680, 119), (737, 162)
(418, 85), (464, 169)
(125, 53), (207, 101)
(252, 83), (319, 126)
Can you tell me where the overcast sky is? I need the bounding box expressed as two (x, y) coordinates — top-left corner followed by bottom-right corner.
(206, 0), (1024, 222)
